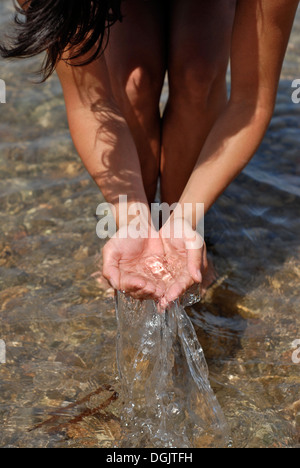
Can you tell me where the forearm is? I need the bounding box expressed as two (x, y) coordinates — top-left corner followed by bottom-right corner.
(56, 55), (152, 231)
(171, 0), (298, 229)
(173, 100), (273, 227)
(68, 100), (152, 229)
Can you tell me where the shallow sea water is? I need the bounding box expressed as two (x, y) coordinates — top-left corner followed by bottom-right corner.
(0, 0), (299, 448)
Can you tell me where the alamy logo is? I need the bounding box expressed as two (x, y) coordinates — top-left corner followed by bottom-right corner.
(95, 196), (205, 250)
(291, 79), (300, 104)
(0, 340), (6, 364)
(0, 79), (6, 104)
(292, 339), (300, 364)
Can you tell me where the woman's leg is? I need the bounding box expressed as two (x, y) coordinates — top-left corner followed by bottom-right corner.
(104, 0), (167, 204)
(161, 0), (236, 205)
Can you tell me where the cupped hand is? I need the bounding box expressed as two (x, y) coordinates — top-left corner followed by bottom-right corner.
(102, 220), (208, 309)
(102, 225), (166, 301)
(159, 218), (208, 309)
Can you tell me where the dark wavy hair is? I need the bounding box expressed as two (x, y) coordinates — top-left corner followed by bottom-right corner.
(0, 0), (123, 80)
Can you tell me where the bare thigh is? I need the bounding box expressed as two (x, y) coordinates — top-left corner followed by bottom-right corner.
(160, 0), (236, 204)
(106, 0), (167, 86)
(167, 0), (236, 94)
(104, 0), (168, 203)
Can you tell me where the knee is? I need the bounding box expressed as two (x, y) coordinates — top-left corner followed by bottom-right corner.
(170, 56), (228, 108)
(113, 65), (164, 115)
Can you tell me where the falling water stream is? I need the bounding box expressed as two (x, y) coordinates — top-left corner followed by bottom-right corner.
(115, 257), (230, 448)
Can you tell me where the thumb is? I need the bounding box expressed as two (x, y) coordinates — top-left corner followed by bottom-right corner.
(187, 247), (204, 284)
(102, 243), (121, 291)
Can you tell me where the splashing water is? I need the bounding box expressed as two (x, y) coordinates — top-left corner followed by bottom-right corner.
(115, 279), (230, 448)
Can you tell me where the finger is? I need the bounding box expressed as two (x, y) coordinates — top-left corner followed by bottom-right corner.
(120, 274), (147, 295)
(140, 280), (164, 301)
(153, 281), (166, 301)
(164, 279), (191, 306)
(128, 280), (156, 300)
(202, 242), (208, 273)
(157, 298), (168, 314)
(124, 277), (165, 302)
(187, 247), (204, 284)
(102, 245), (121, 291)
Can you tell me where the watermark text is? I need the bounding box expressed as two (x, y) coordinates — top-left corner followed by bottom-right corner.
(292, 339), (300, 364)
(0, 340), (6, 364)
(0, 79), (6, 104)
(96, 196), (205, 249)
(291, 79), (300, 104)
(106, 452), (193, 465)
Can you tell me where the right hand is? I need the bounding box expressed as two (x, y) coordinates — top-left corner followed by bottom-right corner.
(158, 217), (208, 309)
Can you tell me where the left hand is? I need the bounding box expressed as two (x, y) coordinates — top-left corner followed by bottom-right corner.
(159, 218), (208, 309)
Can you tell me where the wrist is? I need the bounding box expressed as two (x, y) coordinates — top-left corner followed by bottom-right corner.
(96, 194), (157, 242)
(161, 210), (204, 251)
(115, 195), (157, 237)
(167, 199), (204, 229)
